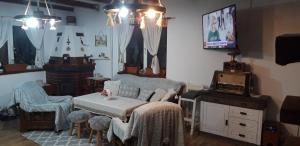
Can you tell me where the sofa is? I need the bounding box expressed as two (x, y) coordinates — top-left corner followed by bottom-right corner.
(110, 74), (186, 102)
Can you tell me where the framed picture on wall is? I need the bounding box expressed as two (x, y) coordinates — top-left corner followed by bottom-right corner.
(95, 33), (107, 48)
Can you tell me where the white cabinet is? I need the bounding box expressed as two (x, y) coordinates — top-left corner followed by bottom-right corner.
(200, 101), (265, 145)
(200, 102), (229, 137)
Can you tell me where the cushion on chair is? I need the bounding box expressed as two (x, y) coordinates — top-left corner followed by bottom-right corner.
(104, 80), (121, 96)
(150, 88), (167, 102)
(118, 84), (140, 98)
(88, 116), (112, 131)
(67, 110), (91, 123)
(137, 89), (154, 101)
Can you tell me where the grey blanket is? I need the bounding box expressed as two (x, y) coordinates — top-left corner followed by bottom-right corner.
(107, 102), (185, 146)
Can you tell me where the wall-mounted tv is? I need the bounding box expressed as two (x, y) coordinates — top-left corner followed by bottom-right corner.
(202, 5), (237, 50)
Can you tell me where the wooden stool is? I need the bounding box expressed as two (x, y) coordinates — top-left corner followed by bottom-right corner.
(88, 116), (111, 146)
(67, 110), (91, 138)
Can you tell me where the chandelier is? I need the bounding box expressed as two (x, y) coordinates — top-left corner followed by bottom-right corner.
(14, 0), (61, 30)
(103, 0), (166, 28)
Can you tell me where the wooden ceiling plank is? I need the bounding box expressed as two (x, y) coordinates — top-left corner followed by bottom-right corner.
(51, 0), (100, 10)
(0, 0), (74, 12)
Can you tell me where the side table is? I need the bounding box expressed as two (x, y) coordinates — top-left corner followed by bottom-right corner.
(87, 77), (110, 92)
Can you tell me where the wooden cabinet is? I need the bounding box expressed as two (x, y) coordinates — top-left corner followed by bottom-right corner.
(200, 102), (229, 137)
(200, 101), (265, 145)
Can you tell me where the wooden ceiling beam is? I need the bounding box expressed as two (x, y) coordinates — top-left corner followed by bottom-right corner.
(89, 0), (111, 4)
(0, 0), (74, 12)
(51, 0), (100, 11)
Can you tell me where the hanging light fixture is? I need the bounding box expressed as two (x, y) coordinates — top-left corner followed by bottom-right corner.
(15, 0), (61, 30)
(103, 0), (167, 28)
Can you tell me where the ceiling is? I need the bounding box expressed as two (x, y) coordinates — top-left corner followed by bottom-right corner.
(0, 0), (112, 12)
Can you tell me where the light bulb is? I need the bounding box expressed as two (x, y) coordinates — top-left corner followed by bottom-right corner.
(26, 17), (39, 28)
(50, 19), (56, 26)
(119, 7), (129, 18)
(140, 16), (145, 29)
(146, 9), (157, 19)
(50, 25), (56, 30)
(21, 23), (28, 30)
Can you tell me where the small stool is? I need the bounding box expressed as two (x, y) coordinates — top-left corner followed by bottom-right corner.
(67, 110), (91, 138)
(88, 116), (111, 146)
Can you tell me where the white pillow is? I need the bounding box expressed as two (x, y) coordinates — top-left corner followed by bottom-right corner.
(161, 88), (177, 101)
(150, 88), (167, 102)
(104, 80), (121, 96)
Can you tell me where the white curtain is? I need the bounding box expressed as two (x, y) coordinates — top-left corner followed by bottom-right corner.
(25, 28), (46, 68)
(44, 28), (57, 63)
(142, 18), (162, 74)
(116, 20), (134, 71)
(0, 17), (14, 64)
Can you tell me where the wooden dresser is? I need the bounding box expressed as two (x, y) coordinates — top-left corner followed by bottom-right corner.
(44, 57), (95, 96)
(199, 91), (269, 145)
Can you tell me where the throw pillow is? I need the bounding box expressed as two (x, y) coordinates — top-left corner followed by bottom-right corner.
(150, 88), (167, 102)
(104, 80), (121, 96)
(118, 85), (140, 98)
(161, 88), (177, 102)
(137, 89), (154, 101)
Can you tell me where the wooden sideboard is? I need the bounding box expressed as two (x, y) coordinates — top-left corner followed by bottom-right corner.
(198, 90), (269, 145)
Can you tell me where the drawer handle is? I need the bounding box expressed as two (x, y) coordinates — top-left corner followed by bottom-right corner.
(239, 134), (246, 138)
(239, 123), (246, 127)
(240, 112), (247, 115)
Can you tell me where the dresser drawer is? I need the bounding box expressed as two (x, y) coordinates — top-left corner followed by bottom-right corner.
(229, 117), (258, 133)
(229, 106), (260, 121)
(229, 129), (257, 144)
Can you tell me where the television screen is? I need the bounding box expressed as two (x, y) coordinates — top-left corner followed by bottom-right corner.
(203, 5), (237, 49)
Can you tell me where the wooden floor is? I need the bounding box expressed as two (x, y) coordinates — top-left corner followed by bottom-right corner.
(0, 119), (255, 146)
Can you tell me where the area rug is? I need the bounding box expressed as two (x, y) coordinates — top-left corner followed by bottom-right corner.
(22, 131), (113, 146)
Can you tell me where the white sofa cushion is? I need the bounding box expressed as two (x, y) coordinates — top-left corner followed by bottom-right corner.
(150, 88), (167, 102)
(137, 89), (154, 101)
(104, 80), (121, 96)
(161, 88), (177, 102)
(118, 85), (140, 98)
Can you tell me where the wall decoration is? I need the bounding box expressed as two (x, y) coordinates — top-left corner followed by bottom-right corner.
(95, 33), (107, 47)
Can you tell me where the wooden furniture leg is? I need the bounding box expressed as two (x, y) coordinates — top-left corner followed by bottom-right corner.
(69, 123), (74, 136)
(96, 131), (102, 146)
(77, 123), (81, 138)
(89, 129), (94, 143)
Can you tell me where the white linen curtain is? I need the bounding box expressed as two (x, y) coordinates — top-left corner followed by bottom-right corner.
(116, 20), (134, 71)
(44, 28), (57, 63)
(25, 28), (46, 68)
(0, 17), (14, 64)
(142, 18), (162, 74)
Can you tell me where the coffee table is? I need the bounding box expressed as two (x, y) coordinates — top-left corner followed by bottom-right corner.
(73, 93), (147, 121)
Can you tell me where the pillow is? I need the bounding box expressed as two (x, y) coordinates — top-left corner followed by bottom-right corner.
(104, 80), (121, 96)
(150, 88), (167, 102)
(118, 85), (140, 98)
(160, 88), (177, 102)
(137, 89), (154, 101)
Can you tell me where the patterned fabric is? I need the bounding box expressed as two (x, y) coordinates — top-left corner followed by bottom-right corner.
(22, 130), (112, 146)
(137, 89), (154, 101)
(88, 116), (111, 131)
(104, 80), (121, 96)
(161, 88), (177, 101)
(117, 85), (140, 98)
(150, 88), (167, 102)
(67, 110), (91, 123)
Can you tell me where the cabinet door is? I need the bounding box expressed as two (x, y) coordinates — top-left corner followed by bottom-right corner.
(200, 102), (229, 136)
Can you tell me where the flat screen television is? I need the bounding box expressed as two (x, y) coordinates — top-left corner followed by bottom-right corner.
(202, 5), (237, 49)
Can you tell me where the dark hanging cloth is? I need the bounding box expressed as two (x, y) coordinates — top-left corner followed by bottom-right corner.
(276, 34), (300, 66)
(126, 26), (144, 68)
(0, 42), (8, 66)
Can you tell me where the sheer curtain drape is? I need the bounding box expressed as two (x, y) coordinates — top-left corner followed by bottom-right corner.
(0, 17), (14, 64)
(116, 20), (134, 71)
(25, 28), (46, 68)
(142, 18), (162, 74)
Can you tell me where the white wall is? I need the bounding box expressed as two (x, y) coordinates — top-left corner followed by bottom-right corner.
(165, 0), (300, 135)
(0, 71), (46, 110)
(74, 7), (114, 78)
